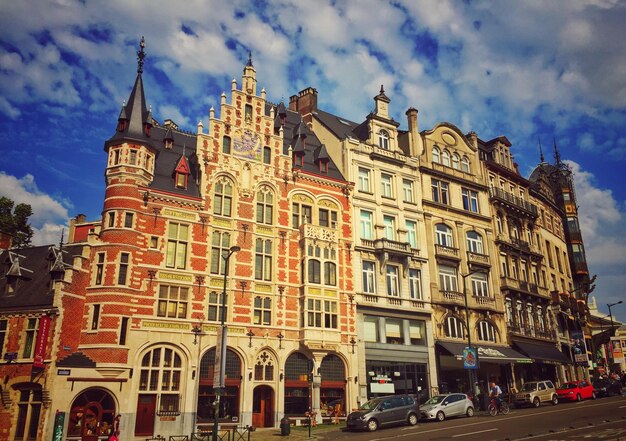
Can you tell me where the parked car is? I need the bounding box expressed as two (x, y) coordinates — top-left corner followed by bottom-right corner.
(514, 380), (559, 407)
(420, 393), (474, 422)
(346, 394), (419, 432)
(556, 380), (596, 402)
(593, 378), (623, 398)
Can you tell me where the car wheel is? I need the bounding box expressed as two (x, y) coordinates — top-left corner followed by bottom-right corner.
(407, 413), (418, 426)
(436, 411), (445, 422)
(592, 391), (596, 400)
(533, 397), (540, 408)
(576, 394), (582, 402)
(551, 395), (558, 405)
(367, 419), (379, 432)
(466, 406), (474, 417)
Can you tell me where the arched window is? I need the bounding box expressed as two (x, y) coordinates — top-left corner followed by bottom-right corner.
(478, 321), (497, 342)
(432, 146), (440, 163)
(324, 262), (336, 286)
(461, 156), (470, 173)
(284, 352), (312, 416)
(466, 231), (484, 254)
(441, 149), (451, 167)
(254, 350), (275, 381)
(256, 186), (274, 224)
(139, 347), (183, 415)
(67, 388), (116, 438)
(435, 223), (453, 247)
(263, 146), (271, 164)
(496, 213), (503, 234)
(537, 306), (545, 331)
(445, 316), (465, 339)
(223, 136), (231, 154)
(526, 304), (535, 334)
(198, 348), (241, 422)
(452, 153), (460, 169)
(214, 178), (233, 217)
(378, 130), (389, 149)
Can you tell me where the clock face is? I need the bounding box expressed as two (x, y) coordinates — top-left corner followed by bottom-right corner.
(233, 129), (261, 160)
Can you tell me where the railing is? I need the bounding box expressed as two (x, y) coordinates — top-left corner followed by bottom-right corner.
(359, 292), (428, 310)
(373, 238), (412, 255)
(435, 244), (460, 259)
(467, 251), (490, 265)
(364, 143), (407, 164)
(489, 187), (539, 217)
(300, 223), (337, 242)
(430, 162), (480, 184)
(507, 323), (556, 341)
(441, 290), (464, 303)
(473, 295), (496, 307)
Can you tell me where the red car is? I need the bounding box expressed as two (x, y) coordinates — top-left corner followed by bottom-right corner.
(556, 380), (596, 402)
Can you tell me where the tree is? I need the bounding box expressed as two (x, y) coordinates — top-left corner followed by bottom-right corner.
(0, 196), (34, 248)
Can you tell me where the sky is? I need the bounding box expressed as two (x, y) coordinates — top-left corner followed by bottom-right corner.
(0, 0), (625, 322)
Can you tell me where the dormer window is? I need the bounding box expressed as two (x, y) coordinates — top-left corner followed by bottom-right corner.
(318, 160), (329, 174)
(117, 120), (127, 132)
(164, 139), (173, 149)
(174, 156), (191, 190)
(378, 130), (389, 149)
(176, 171), (187, 189)
(294, 153), (304, 167)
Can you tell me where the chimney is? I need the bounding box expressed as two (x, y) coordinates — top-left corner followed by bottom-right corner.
(405, 107), (423, 156)
(289, 87), (318, 123)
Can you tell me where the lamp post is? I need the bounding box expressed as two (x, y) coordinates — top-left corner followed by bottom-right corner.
(607, 301), (622, 370)
(460, 268), (486, 398)
(213, 245), (240, 441)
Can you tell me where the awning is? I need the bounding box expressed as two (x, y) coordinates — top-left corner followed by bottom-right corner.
(437, 341), (532, 364)
(512, 340), (571, 364)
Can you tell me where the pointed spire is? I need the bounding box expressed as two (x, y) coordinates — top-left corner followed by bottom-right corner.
(553, 137), (561, 165)
(247, 50), (253, 67)
(137, 36), (146, 74)
(538, 136), (545, 163)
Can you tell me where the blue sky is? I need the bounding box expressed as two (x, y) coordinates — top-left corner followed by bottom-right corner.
(1, 0), (625, 322)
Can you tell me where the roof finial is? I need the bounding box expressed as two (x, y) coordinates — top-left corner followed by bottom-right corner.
(380, 84), (385, 94)
(247, 50), (253, 67)
(137, 36), (146, 74)
(538, 136), (545, 163)
(553, 136), (561, 165)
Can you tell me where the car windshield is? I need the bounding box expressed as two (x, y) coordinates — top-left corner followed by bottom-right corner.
(359, 398), (383, 410)
(561, 383), (578, 389)
(521, 383), (537, 392)
(425, 395), (446, 405)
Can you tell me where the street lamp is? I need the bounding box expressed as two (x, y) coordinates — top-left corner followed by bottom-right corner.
(607, 301), (623, 335)
(213, 245), (240, 441)
(460, 267), (486, 398)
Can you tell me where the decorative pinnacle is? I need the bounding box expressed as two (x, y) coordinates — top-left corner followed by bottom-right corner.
(137, 36), (146, 74)
(247, 50), (253, 67)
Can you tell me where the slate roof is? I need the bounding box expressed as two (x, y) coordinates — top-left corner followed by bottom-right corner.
(275, 104), (345, 182)
(0, 244), (85, 311)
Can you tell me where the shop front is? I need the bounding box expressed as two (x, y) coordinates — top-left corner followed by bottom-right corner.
(436, 341), (531, 401)
(511, 339), (571, 386)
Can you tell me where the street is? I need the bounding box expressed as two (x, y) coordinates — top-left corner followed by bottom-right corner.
(265, 395), (626, 441)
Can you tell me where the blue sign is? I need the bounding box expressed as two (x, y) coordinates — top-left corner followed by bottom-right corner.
(463, 347), (479, 369)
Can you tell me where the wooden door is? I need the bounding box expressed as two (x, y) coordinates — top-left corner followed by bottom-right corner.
(252, 386), (274, 428)
(135, 394), (156, 436)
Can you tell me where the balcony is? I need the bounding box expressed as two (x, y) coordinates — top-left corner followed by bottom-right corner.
(572, 260), (588, 274)
(300, 223), (337, 243)
(359, 238), (418, 258)
(507, 323), (556, 341)
(435, 244), (460, 260)
(467, 251), (490, 266)
(489, 187), (538, 217)
(439, 290), (464, 305)
(472, 295), (496, 308)
(500, 277), (550, 299)
(358, 292), (427, 310)
(366, 144), (407, 165)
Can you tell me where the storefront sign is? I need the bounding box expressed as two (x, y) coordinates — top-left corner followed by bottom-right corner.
(57, 369), (71, 376)
(34, 315), (51, 369)
(571, 331), (589, 364)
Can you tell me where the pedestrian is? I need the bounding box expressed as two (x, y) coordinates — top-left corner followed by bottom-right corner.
(110, 414), (121, 441)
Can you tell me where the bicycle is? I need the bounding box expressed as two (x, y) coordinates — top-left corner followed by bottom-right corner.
(487, 398), (510, 416)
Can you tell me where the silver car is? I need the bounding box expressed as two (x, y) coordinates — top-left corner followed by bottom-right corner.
(420, 393), (474, 421)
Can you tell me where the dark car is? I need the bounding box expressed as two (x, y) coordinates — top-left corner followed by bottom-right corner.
(593, 378), (622, 397)
(346, 394), (419, 432)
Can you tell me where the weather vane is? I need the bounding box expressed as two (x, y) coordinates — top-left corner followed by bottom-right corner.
(137, 36), (146, 74)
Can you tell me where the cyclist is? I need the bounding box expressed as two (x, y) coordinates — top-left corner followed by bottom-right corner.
(489, 381), (503, 411)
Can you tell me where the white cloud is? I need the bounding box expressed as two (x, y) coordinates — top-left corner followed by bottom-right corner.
(0, 172), (70, 246)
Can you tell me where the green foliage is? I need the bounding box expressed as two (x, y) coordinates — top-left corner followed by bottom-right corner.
(0, 196), (34, 248)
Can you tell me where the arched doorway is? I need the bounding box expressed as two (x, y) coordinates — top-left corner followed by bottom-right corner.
(320, 354), (346, 418)
(252, 385), (274, 427)
(284, 352), (311, 417)
(67, 388), (116, 440)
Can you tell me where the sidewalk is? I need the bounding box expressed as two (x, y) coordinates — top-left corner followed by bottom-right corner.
(247, 422), (343, 441)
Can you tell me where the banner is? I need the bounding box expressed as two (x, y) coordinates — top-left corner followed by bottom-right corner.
(34, 315), (51, 369)
(571, 331), (589, 365)
(213, 326), (228, 389)
(52, 411), (65, 441)
(611, 337), (624, 364)
(463, 347), (479, 369)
